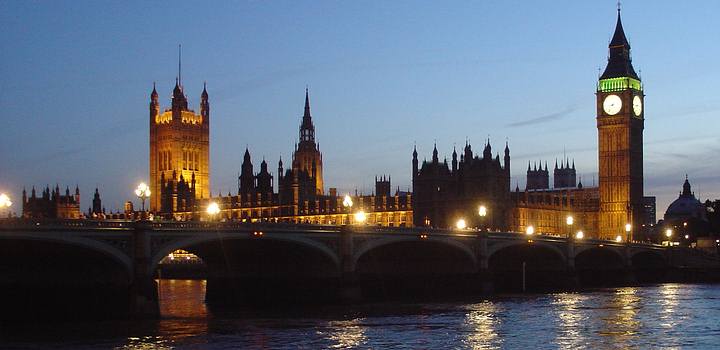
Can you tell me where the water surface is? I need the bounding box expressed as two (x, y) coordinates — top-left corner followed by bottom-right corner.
(3, 280), (720, 349)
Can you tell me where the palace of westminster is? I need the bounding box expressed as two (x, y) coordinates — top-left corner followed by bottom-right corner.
(22, 10), (676, 240)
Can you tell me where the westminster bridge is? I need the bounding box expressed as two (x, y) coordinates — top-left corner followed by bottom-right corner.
(0, 219), (718, 319)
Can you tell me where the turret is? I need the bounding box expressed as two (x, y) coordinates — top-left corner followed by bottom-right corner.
(92, 188), (102, 215)
(171, 78), (188, 112)
(278, 157), (284, 181)
(432, 143), (439, 163)
(451, 147), (458, 172)
(200, 82), (210, 123)
(504, 141), (511, 172)
(483, 139), (492, 160)
(239, 148), (255, 197)
(412, 146), (418, 179)
(150, 82), (159, 120)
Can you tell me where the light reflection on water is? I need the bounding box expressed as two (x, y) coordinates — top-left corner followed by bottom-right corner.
(3, 281), (720, 349)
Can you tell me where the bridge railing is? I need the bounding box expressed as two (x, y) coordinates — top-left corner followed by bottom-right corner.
(0, 218), (670, 249)
(0, 218), (135, 231)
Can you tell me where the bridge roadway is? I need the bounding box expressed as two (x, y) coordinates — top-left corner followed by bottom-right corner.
(0, 219), (717, 319)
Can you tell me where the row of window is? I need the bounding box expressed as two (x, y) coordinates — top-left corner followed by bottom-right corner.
(183, 150), (200, 171)
(158, 150), (201, 172)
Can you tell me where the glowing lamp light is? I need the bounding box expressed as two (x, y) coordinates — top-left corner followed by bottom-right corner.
(575, 231), (584, 240)
(134, 182), (151, 213)
(684, 234), (689, 240)
(526, 226), (535, 236)
(456, 219), (467, 230)
(134, 182), (151, 198)
(566, 216), (574, 226)
(206, 201), (220, 216)
(665, 229), (673, 238)
(0, 193), (12, 208)
(625, 223), (632, 233)
(478, 205), (487, 217)
(615, 235), (623, 243)
(354, 211), (367, 223)
(343, 195), (353, 208)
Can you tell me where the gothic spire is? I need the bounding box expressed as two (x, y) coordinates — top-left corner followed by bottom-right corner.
(600, 8), (639, 80)
(299, 88), (315, 144)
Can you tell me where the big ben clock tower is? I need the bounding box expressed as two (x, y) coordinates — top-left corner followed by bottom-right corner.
(597, 9), (644, 240)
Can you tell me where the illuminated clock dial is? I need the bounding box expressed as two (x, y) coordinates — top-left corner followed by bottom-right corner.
(603, 94), (622, 115)
(633, 95), (642, 116)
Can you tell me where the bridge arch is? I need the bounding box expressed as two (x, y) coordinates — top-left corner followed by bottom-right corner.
(0, 233), (133, 277)
(487, 240), (567, 264)
(487, 240), (568, 292)
(149, 231), (342, 276)
(0, 233), (134, 319)
(352, 235), (478, 272)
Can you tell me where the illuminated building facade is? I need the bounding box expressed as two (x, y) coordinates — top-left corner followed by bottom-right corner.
(411, 10), (646, 239)
(22, 185), (82, 219)
(596, 10), (645, 239)
(168, 90), (412, 227)
(149, 78), (210, 213)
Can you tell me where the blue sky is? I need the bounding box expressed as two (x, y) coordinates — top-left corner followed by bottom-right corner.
(1, 1), (718, 216)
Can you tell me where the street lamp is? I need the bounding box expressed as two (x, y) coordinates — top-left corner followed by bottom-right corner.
(354, 211), (367, 224)
(625, 223), (632, 243)
(456, 218), (467, 230)
(206, 201), (220, 221)
(566, 215), (574, 239)
(526, 225), (534, 236)
(665, 229), (673, 239)
(575, 231), (584, 240)
(343, 195), (353, 225)
(478, 205), (487, 231)
(615, 235), (623, 243)
(0, 193), (12, 218)
(134, 182), (151, 213)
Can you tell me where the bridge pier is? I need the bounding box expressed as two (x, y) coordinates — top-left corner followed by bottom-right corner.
(476, 233), (494, 294)
(131, 221), (159, 318)
(339, 226), (362, 302)
(564, 241), (579, 290)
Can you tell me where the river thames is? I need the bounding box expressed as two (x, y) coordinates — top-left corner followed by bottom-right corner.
(2, 280), (719, 349)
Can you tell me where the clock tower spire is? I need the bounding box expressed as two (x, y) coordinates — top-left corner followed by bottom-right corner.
(596, 8), (645, 240)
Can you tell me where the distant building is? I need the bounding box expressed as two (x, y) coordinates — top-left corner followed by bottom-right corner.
(664, 177), (706, 223)
(22, 185), (82, 219)
(642, 196), (656, 226)
(412, 141), (511, 230)
(526, 162), (549, 190)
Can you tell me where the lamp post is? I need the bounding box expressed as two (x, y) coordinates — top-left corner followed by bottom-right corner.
(566, 215), (574, 239)
(625, 223), (632, 244)
(456, 218), (467, 230)
(342, 195), (353, 225)
(206, 201), (220, 221)
(354, 211), (367, 225)
(0, 193), (12, 218)
(478, 205), (487, 231)
(526, 225), (534, 236)
(575, 231), (584, 240)
(134, 183), (151, 219)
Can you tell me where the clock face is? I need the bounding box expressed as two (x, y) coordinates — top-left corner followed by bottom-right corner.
(633, 95), (642, 116)
(603, 94), (622, 115)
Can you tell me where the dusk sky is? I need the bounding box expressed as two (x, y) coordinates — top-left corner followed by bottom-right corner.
(1, 1), (719, 216)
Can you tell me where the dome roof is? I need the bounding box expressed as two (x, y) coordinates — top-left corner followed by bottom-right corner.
(664, 177), (707, 221)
